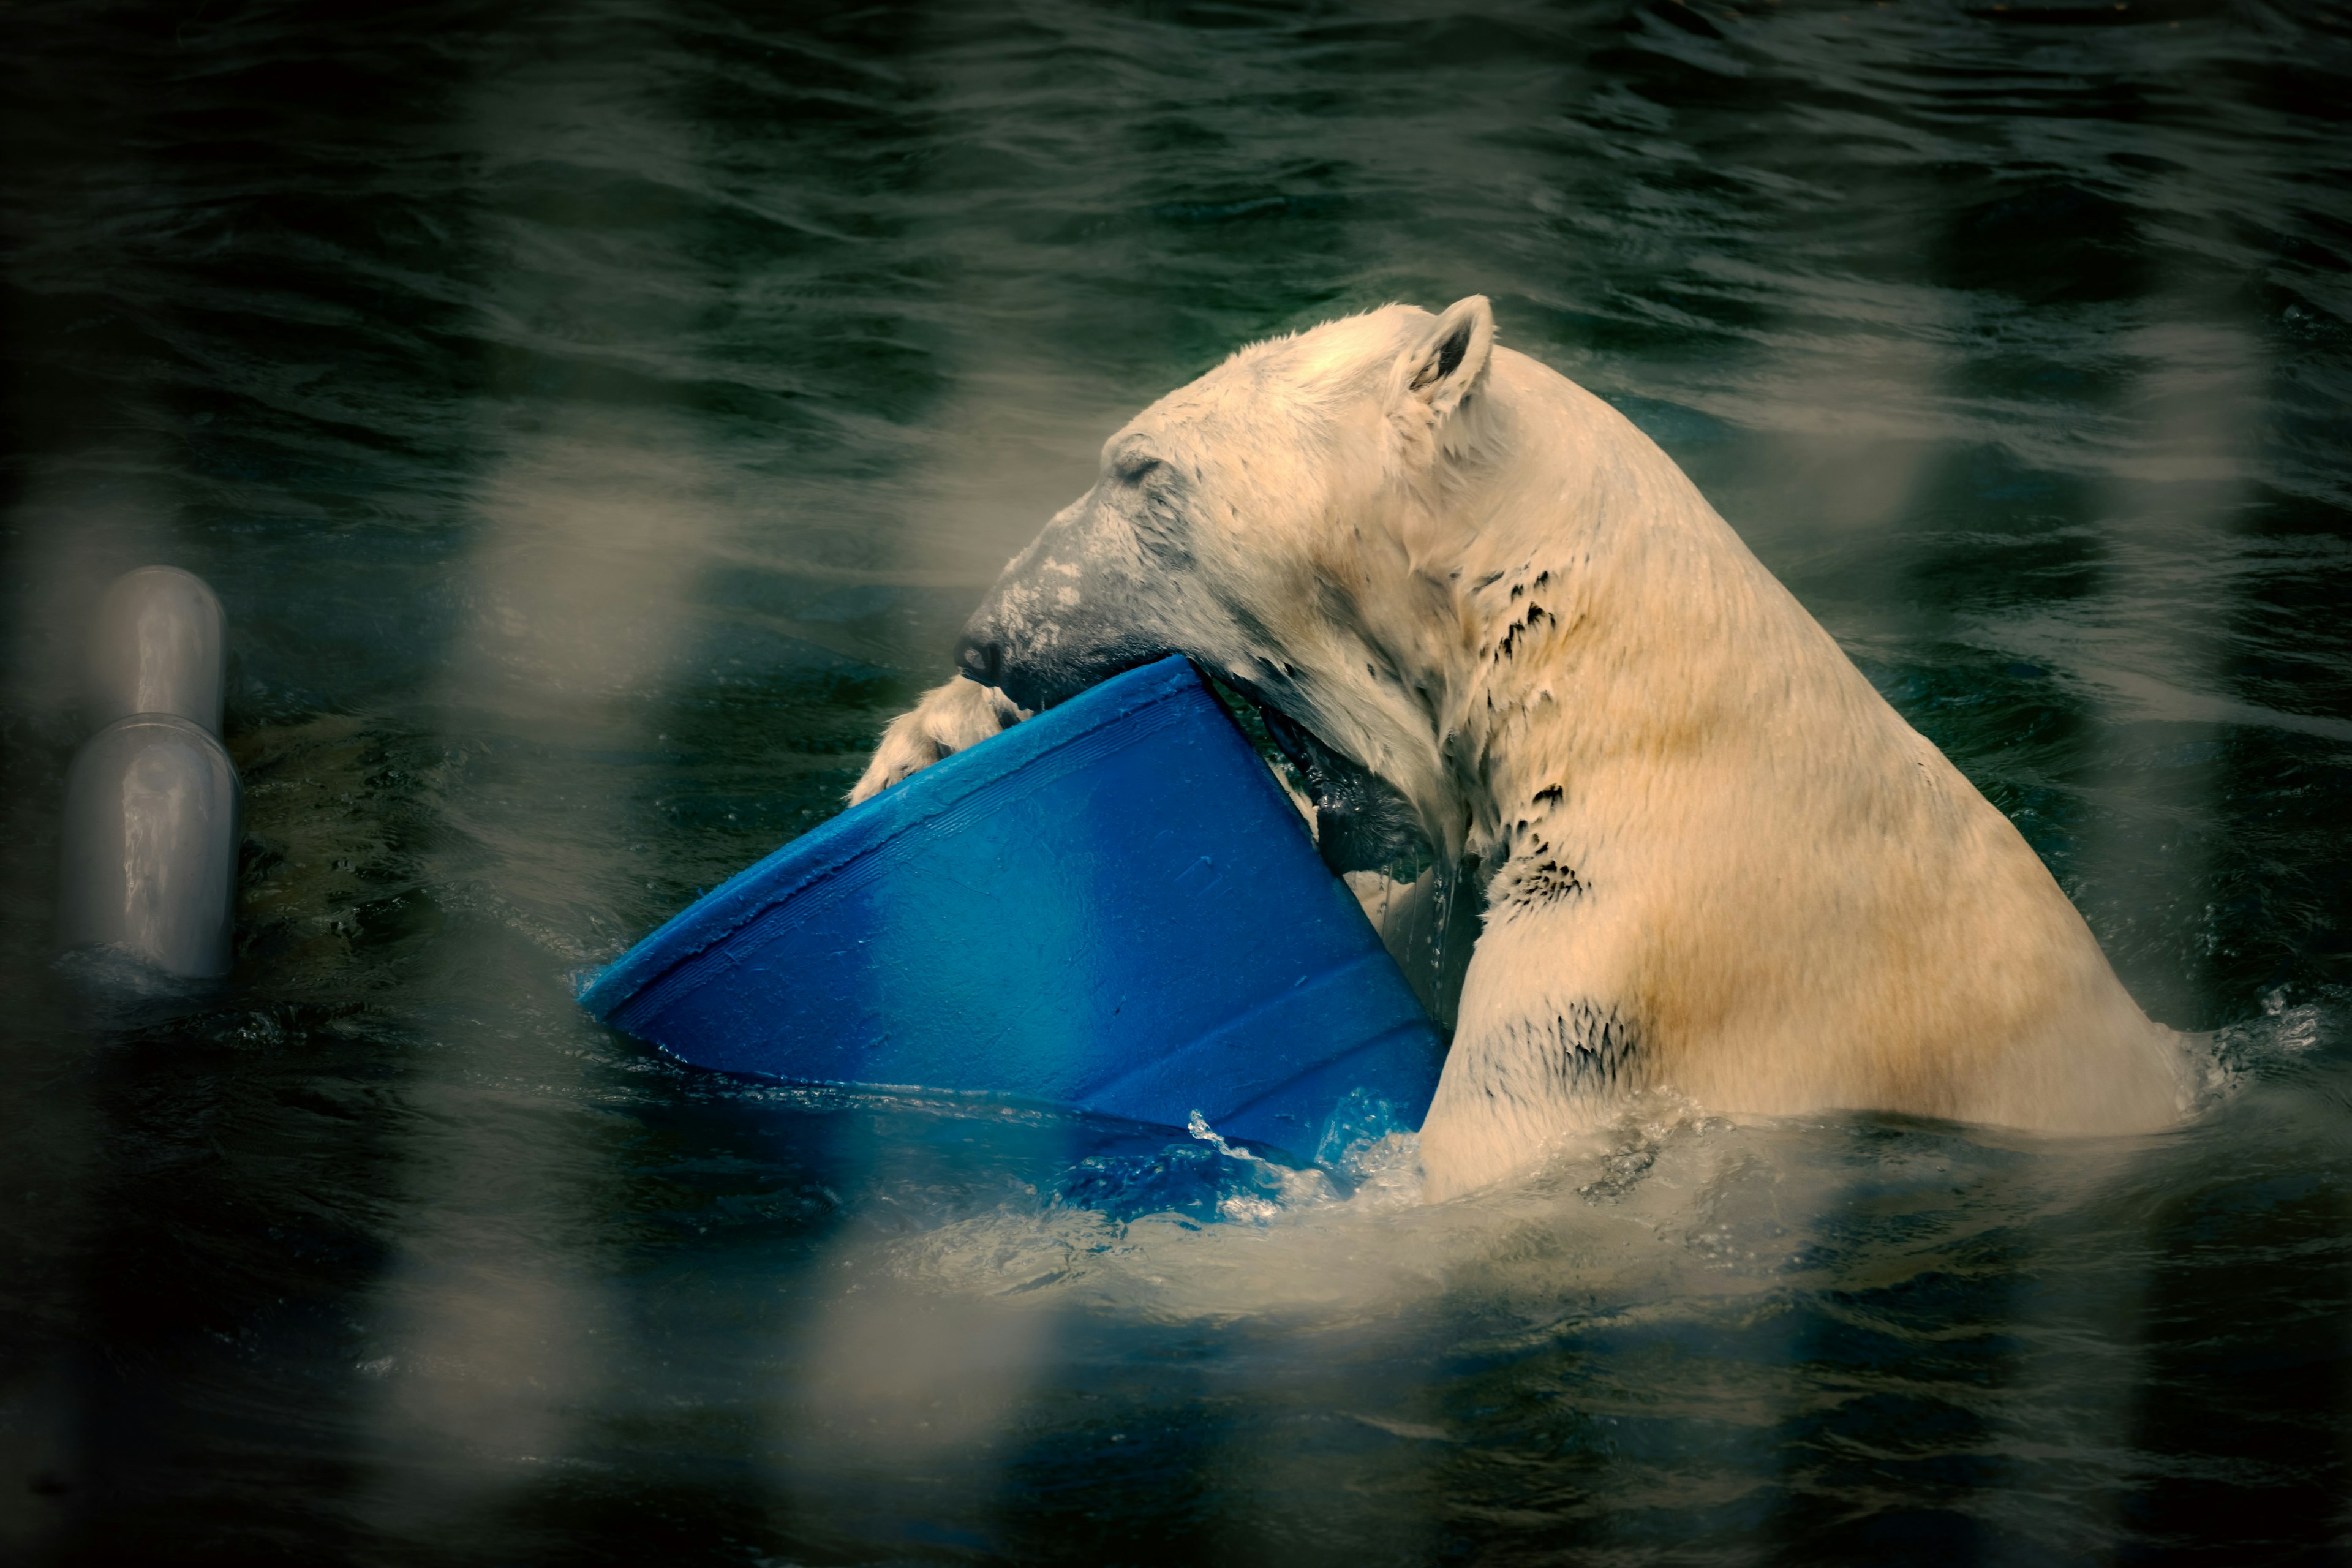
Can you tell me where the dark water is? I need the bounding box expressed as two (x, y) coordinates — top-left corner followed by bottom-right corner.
(4, 1), (2350, 1562)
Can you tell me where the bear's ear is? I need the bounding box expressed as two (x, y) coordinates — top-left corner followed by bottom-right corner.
(1394, 295), (1495, 423)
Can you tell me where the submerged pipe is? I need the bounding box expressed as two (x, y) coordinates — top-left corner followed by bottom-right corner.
(57, 567), (241, 981)
(86, 565), (227, 736)
(58, 715), (241, 978)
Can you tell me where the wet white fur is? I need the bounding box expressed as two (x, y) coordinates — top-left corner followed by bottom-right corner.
(853, 298), (2187, 1200)
(859, 676), (1027, 796)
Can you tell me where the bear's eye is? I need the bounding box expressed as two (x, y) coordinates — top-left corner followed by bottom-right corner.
(1114, 454), (1164, 487)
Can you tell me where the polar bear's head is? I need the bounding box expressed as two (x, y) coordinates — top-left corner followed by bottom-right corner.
(957, 296), (1502, 872)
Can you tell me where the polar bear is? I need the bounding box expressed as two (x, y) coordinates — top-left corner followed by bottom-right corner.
(851, 296), (2187, 1200)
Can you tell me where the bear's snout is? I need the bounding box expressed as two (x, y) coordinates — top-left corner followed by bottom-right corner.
(956, 568), (1175, 715)
(956, 633), (1005, 692)
(952, 605), (1087, 714)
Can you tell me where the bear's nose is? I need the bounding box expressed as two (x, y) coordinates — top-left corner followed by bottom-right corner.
(957, 635), (1005, 690)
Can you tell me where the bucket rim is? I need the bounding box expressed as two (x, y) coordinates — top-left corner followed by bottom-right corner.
(577, 655), (1208, 1020)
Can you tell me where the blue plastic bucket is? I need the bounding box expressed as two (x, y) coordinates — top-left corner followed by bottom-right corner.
(579, 657), (1442, 1158)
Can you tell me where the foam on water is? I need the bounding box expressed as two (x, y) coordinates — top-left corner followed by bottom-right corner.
(864, 1065), (2201, 1327)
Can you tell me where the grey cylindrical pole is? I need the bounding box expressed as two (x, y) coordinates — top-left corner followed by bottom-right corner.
(87, 565), (227, 735)
(57, 714), (243, 979)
